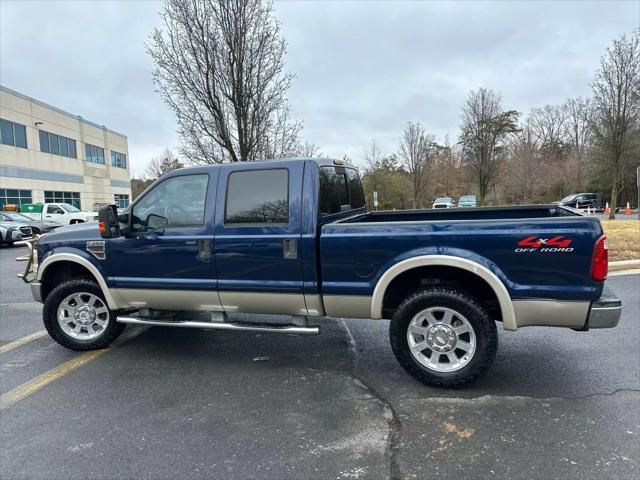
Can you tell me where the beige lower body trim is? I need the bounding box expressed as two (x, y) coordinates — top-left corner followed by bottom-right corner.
(323, 295), (372, 318)
(218, 291), (309, 316)
(114, 289), (224, 311)
(512, 300), (589, 328)
(304, 293), (326, 317)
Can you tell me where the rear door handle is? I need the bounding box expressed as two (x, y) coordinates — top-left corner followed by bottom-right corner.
(283, 239), (297, 259)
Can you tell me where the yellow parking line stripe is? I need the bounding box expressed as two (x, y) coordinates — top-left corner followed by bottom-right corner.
(0, 330), (48, 354)
(0, 349), (108, 411)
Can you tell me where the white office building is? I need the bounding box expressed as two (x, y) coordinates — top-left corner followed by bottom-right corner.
(0, 85), (131, 211)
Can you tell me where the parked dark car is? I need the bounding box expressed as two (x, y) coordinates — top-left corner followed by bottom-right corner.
(554, 193), (620, 213)
(0, 212), (62, 234)
(555, 193), (600, 210)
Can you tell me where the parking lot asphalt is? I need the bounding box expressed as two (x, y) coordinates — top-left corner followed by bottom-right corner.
(1, 245), (639, 480)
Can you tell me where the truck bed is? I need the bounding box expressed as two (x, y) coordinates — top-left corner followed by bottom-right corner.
(337, 205), (580, 224)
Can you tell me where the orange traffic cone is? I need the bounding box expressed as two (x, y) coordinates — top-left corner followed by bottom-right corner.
(587, 206), (591, 215)
(604, 202), (609, 216)
(575, 201), (579, 210)
(625, 202), (631, 215)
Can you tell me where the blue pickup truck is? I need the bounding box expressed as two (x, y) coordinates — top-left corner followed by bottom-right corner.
(17, 158), (622, 387)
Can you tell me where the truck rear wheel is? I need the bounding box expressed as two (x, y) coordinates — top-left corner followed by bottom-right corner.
(389, 287), (497, 388)
(43, 279), (125, 351)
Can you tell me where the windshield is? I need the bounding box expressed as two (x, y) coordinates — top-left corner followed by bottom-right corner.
(459, 196), (475, 202)
(560, 194), (577, 203)
(4, 213), (31, 221)
(435, 198), (451, 203)
(60, 203), (80, 213)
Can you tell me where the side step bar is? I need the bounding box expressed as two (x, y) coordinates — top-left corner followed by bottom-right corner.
(116, 316), (320, 335)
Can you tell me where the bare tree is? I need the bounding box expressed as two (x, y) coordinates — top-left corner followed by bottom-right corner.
(591, 30), (640, 219)
(363, 141), (384, 172)
(299, 142), (322, 158)
(145, 148), (184, 179)
(398, 122), (437, 208)
(148, 0), (302, 164)
(459, 88), (519, 205)
(564, 97), (593, 189)
(529, 104), (569, 163)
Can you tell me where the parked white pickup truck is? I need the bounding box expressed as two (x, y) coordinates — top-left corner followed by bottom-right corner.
(20, 203), (97, 225)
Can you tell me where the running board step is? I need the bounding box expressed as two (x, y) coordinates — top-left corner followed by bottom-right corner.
(116, 316), (320, 335)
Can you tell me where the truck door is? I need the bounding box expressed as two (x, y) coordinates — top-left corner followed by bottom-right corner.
(214, 162), (306, 316)
(45, 204), (66, 222)
(107, 170), (222, 311)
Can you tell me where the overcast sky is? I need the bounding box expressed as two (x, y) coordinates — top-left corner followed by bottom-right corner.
(1, 1), (638, 175)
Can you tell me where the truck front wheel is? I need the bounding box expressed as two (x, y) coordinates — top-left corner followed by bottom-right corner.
(389, 287), (497, 388)
(43, 279), (125, 350)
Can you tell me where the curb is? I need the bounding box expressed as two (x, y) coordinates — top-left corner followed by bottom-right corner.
(609, 259), (640, 271)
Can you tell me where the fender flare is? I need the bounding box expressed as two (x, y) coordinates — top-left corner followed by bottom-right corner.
(37, 253), (123, 310)
(370, 254), (517, 331)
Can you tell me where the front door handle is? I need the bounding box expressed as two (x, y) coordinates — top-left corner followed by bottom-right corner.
(283, 239), (297, 259)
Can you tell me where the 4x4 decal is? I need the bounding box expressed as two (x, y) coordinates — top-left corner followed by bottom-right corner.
(515, 236), (574, 253)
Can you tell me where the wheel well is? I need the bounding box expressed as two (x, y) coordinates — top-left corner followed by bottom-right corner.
(40, 261), (96, 301)
(381, 265), (503, 322)
(69, 219), (84, 224)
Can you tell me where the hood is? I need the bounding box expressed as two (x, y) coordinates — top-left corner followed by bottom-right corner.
(0, 221), (29, 229)
(37, 221), (101, 244)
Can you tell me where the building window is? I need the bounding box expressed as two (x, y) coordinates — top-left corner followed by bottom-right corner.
(39, 130), (77, 158)
(85, 143), (105, 164)
(44, 190), (81, 209)
(111, 151), (127, 169)
(0, 189), (32, 209)
(0, 118), (27, 149)
(114, 194), (130, 209)
(225, 169), (289, 224)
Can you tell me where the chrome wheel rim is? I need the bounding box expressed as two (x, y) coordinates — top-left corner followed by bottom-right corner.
(406, 306), (476, 372)
(57, 292), (109, 340)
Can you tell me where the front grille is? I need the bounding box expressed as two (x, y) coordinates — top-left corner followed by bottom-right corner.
(19, 226), (32, 237)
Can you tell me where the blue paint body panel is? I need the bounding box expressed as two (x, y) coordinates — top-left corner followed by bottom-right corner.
(35, 159), (607, 311)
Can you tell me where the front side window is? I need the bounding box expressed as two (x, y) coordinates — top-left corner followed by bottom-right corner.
(225, 169), (288, 225)
(319, 166), (365, 215)
(132, 174), (208, 229)
(47, 205), (65, 214)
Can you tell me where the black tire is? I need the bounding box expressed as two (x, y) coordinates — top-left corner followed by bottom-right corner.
(43, 279), (125, 351)
(389, 287), (497, 388)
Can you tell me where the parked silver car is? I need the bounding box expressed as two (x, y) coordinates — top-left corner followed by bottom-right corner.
(0, 220), (32, 247)
(0, 212), (62, 234)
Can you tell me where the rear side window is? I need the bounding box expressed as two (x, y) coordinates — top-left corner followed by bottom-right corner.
(225, 169), (289, 225)
(319, 166), (365, 215)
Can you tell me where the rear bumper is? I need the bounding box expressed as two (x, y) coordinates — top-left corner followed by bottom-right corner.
(587, 284), (622, 329)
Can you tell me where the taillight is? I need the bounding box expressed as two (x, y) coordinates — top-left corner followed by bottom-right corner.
(591, 234), (608, 281)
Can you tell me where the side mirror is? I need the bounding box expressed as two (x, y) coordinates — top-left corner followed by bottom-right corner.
(98, 205), (121, 239)
(147, 213), (168, 232)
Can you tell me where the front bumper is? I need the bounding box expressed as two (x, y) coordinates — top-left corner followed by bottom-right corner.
(586, 284), (622, 329)
(30, 281), (43, 303)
